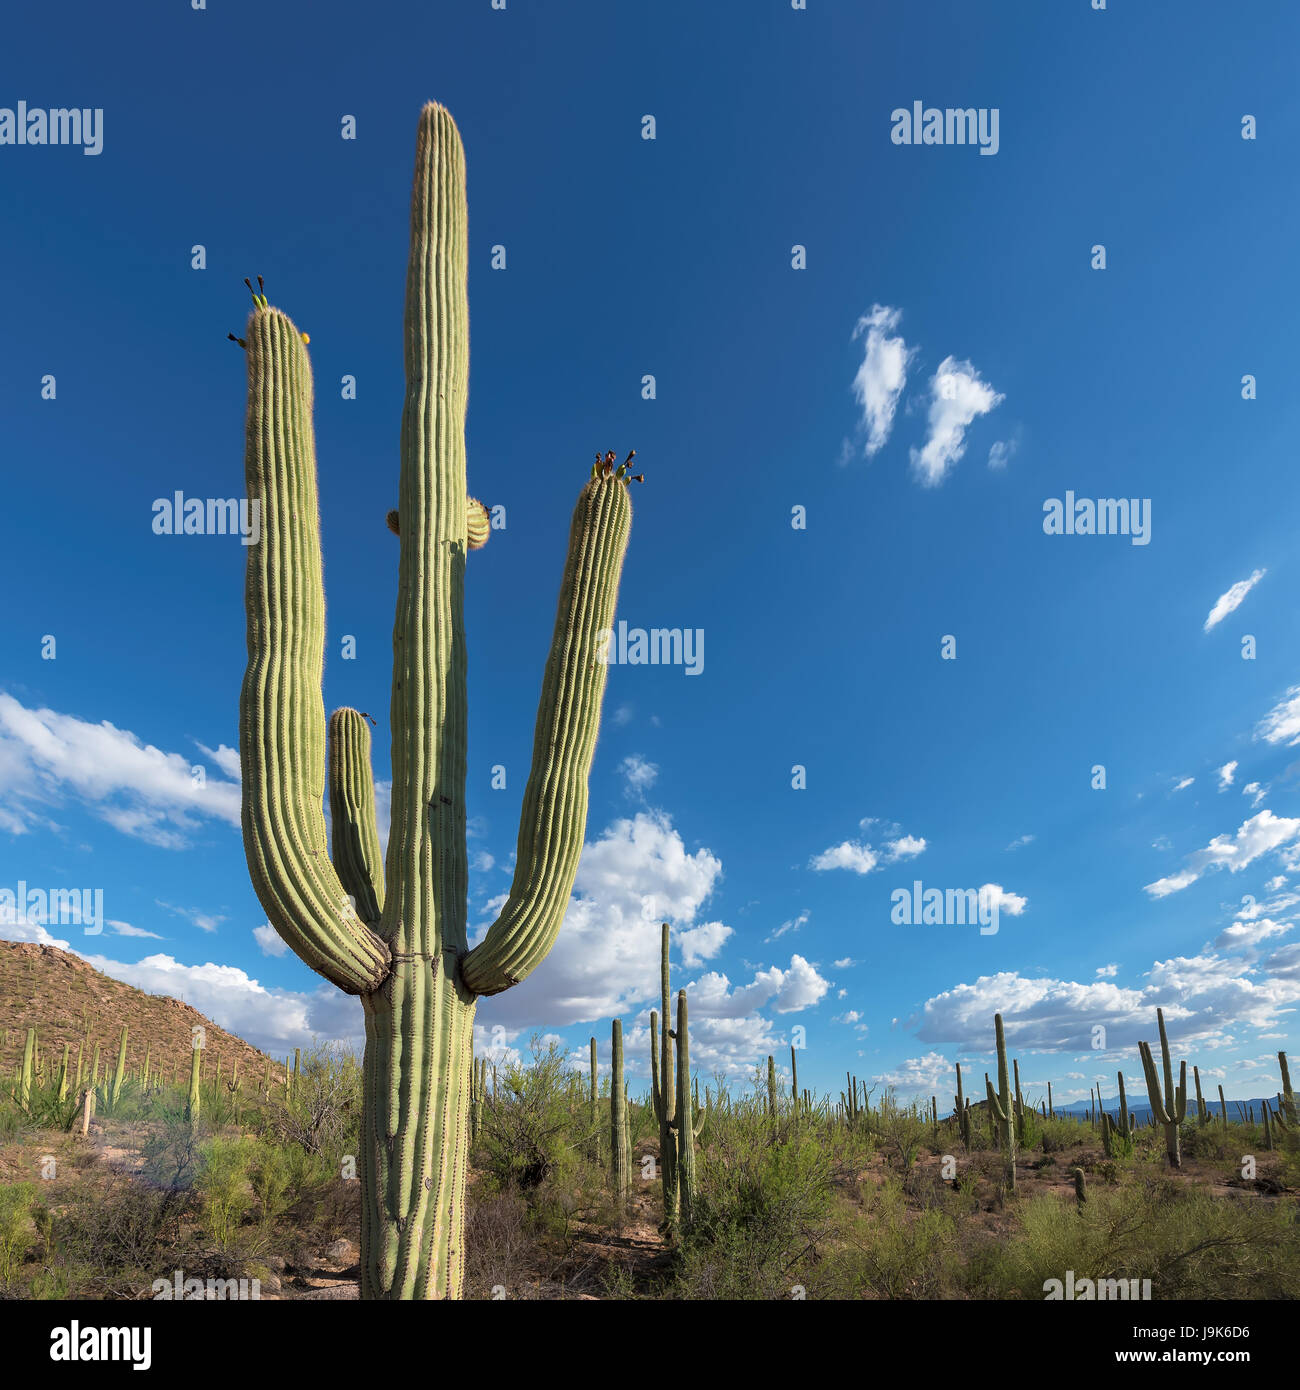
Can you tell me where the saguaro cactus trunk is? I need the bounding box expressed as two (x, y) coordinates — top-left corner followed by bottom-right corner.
(235, 104), (633, 1299)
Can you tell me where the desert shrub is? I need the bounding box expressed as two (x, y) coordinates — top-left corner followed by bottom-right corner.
(56, 1177), (193, 1291)
(464, 1188), (534, 1298)
(0, 1183), (36, 1285)
(824, 1176), (960, 1298)
(975, 1175), (1299, 1300)
(480, 1038), (579, 1196)
(264, 1042), (361, 1160)
(250, 1142), (293, 1224)
(1180, 1119), (1235, 1162)
(674, 1124), (837, 1299)
(195, 1137), (253, 1247)
(871, 1090), (929, 1173)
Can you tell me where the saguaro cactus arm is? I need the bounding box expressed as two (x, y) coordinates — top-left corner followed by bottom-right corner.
(328, 709), (386, 928)
(239, 304), (392, 995)
(460, 474), (632, 994)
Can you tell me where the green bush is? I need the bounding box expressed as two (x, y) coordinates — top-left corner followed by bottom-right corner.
(0, 1183), (36, 1285)
(196, 1136), (253, 1247)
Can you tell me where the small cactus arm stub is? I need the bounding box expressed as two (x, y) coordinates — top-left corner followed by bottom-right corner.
(236, 103), (634, 1299)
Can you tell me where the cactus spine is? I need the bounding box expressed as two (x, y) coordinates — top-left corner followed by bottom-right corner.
(611, 1019), (628, 1205)
(985, 1014), (1017, 1193)
(234, 105), (631, 1299)
(1138, 1007), (1187, 1168)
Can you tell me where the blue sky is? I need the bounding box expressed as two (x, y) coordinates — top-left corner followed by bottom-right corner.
(4, 1), (1300, 1109)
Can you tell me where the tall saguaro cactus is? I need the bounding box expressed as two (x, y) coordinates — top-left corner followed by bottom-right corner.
(611, 1019), (628, 1206)
(985, 1013), (1017, 1194)
(1139, 1007), (1187, 1168)
(235, 103), (634, 1299)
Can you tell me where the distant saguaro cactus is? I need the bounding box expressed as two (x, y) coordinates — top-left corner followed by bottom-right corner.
(1139, 1007), (1187, 1168)
(232, 104), (633, 1299)
(611, 1019), (628, 1206)
(985, 1013), (1017, 1194)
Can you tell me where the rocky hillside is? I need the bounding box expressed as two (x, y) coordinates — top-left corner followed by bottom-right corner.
(0, 939), (279, 1085)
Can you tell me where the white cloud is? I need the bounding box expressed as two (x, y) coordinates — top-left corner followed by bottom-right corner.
(1215, 917), (1293, 950)
(987, 438), (1018, 471)
(472, 811), (722, 1030)
(979, 883), (1027, 917)
(612, 704), (634, 727)
(106, 919), (163, 940)
(811, 822), (926, 875)
(156, 900), (224, 933)
(872, 1051), (957, 1096)
(833, 957), (856, 969)
(1255, 686), (1300, 747)
(617, 754), (659, 798)
(1173, 776), (1194, 792)
(1242, 782), (1267, 808)
(766, 910), (808, 943)
(471, 850), (495, 873)
(1143, 810), (1300, 898)
(253, 923), (289, 957)
(811, 841), (878, 875)
(677, 920), (732, 968)
(1006, 834), (1035, 851)
(1217, 761), (1238, 791)
(909, 356), (1004, 487)
(0, 693), (241, 847)
(849, 304), (914, 458)
(1095, 963), (1118, 978)
(1204, 569), (1266, 632)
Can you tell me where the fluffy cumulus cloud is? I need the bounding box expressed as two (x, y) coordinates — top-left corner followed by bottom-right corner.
(1214, 916), (1293, 950)
(872, 1051), (957, 1094)
(848, 304), (914, 458)
(811, 820), (927, 875)
(1143, 811), (1300, 898)
(1217, 761), (1238, 791)
(253, 923), (289, 957)
(676, 920), (733, 968)
(0, 693), (240, 848)
(910, 956), (1300, 1061)
(468, 810), (830, 1077)
(909, 357), (1004, 487)
(471, 811), (721, 1030)
(1204, 569), (1266, 633)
